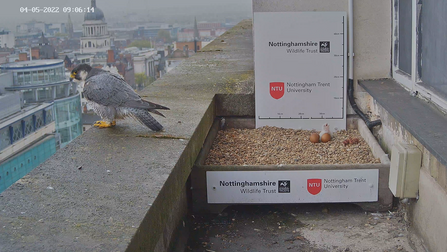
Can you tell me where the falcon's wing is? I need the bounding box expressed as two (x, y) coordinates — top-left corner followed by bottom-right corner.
(83, 73), (145, 108)
(108, 71), (125, 81)
(83, 71), (170, 115)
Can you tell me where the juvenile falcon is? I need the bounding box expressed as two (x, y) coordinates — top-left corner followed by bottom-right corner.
(70, 64), (169, 131)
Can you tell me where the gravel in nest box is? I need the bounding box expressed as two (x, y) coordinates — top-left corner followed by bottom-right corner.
(204, 126), (381, 166)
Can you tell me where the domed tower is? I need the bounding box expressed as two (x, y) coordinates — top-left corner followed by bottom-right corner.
(80, 0), (111, 53)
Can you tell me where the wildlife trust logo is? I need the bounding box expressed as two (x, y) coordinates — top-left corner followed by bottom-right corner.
(307, 178), (322, 195)
(319, 41), (330, 53)
(270, 82), (284, 99)
(278, 180), (290, 193)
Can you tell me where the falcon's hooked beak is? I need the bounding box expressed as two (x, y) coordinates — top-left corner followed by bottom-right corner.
(69, 72), (75, 82)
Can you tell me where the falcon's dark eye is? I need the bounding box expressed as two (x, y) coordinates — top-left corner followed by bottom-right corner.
(73, 71), (77, 74)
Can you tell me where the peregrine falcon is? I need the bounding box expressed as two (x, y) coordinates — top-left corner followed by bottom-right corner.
(70, 64), (169, 131)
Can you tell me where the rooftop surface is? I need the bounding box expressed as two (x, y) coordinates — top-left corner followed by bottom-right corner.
(0, 20), (253, 251)
(0, 59), (64, 69)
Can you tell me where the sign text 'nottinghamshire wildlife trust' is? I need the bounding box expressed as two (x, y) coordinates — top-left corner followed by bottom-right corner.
(207, 170), (379, 204)
(254, 11), (347, 130)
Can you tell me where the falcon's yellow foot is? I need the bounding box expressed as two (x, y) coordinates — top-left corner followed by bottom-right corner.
(93, 121), (115, 128)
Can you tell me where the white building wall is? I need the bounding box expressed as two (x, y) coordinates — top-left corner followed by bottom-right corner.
(80, 20), (111, 54)
(253, 0), (392, 82)
(133, 58), (146, 74)
(0, 33), (15, 48)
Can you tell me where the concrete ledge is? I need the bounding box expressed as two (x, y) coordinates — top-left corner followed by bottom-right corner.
(356, 119), (390, 165)
(0, 20), (254, 252)
(359, 79), (447, 168)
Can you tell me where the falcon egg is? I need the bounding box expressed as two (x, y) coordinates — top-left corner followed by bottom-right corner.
(310, 133), (320, 143)
(321, 133), (331, 143)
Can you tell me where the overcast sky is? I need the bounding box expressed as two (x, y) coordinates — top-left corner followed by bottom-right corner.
(0, 0), (252, 30)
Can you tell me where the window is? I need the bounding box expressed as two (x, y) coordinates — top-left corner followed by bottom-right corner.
(38, 70), (44, 82)
(22, 89), (35, 103)
(45, 107), (54, 124)
(71, 124), (80, 139)
(24, 72), (31, 84)
(59, 128), (70, 144)
(17, 72), (24, 85)
(35, 111), (44, 129)
(23, 116), (34, 136)
(55, 102), (69, 122)
(11, 122), (23, 143)
(49, 69), (56, 82)
(56, 84), (66, 99)
(37, 87), (52, 101)
(32, 71), (38, 82)
(0, 127), (11, 151)
(393, 0), (447, 111)
(44, 69), (49, 82)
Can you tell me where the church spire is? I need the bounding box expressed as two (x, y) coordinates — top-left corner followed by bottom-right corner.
(91, 0), (97, 8)
(67, 14), (73, 38)
(194, 17), (200, 41)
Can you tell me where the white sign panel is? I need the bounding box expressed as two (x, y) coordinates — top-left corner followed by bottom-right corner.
(254, 12), (347, 131)
(207, 170), (378, 204)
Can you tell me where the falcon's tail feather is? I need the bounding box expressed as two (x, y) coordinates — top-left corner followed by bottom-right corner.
(149, 109), (166, 118)
(131, 108), (164, 131)
(142, 99), (170, 110)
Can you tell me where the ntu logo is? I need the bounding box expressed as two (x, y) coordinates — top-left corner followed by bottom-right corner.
(307, 178), (322, 195)
(270, 82), (284, 99)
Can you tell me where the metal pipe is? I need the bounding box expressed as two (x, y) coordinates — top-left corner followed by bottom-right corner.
(349, 0), (353, 80)
(347, 0), (382, 131)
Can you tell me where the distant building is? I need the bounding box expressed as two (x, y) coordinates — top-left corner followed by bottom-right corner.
(175, 17), (202, 53)
(177, 18), (227, 44)
(133, 50), (158, 79)
(46, 23), (66, 36)
(0, 30), (15, 48)
(0, 59), (82, 192)
(166, 47), (188, 73)
(67, 14), (74, 39)
(31, 33), (58, 60)
(80, 0), (112, 54)
(175, 41), (202, 54)
(16, 21), (46, 34)
(0, 51), (11, 65)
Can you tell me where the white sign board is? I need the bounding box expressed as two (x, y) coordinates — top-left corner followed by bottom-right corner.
(207, 170), (378, 204)
(254, 12), (347, 131)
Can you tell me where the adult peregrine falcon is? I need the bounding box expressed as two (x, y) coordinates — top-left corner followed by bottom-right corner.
(70, 64), (169, 131)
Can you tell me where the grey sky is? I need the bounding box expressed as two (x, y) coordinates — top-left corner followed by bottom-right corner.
(0, 0), (252, 30)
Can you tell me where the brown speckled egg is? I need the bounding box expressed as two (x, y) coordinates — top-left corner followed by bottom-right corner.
(321, 133), (331, 143)
(310, 133), (320, 143)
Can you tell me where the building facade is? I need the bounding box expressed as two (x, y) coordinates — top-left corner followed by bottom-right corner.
(0, 30), (15, 49)
(80, 0), (111, 54)
(0, 59), (82, 192)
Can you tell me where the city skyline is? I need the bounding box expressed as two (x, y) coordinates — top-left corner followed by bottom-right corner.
(0, 0), (252, 31)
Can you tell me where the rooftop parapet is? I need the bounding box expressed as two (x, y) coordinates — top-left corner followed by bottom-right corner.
(0, 20), (254, 252)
